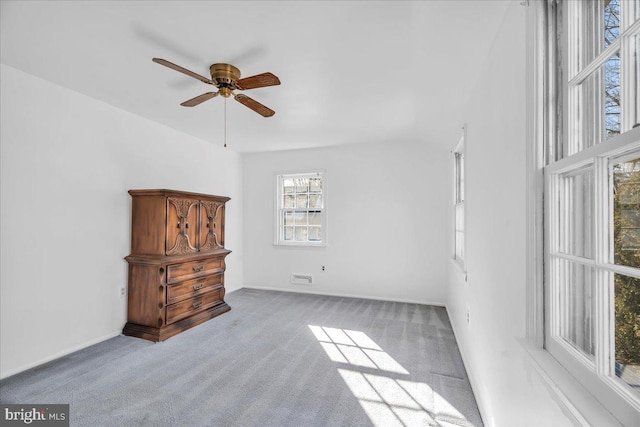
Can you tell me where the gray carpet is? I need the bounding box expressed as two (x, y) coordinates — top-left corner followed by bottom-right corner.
(0, 289), (483, 427)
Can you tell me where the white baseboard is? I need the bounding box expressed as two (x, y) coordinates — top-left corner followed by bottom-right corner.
(0, 330), (122, 380)
(236, 285), (446, 307)
(447, 307), (489, 427)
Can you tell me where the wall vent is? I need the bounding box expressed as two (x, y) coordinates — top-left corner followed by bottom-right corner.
(291, 273), (313, 285)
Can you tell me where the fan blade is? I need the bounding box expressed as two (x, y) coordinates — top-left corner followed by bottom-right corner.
(234, 94), (275, 117)
(236, 72), (280, 90)
(181, 92), (219, 107)
(152, 58), (213, 85)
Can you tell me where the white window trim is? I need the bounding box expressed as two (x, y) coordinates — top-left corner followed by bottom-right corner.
(273, 169), (327, 247)
(453, 128), (467, 274)
(524, 0), (550, 349)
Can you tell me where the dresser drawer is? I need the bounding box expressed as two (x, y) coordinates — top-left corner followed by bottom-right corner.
(167, 273), (223, 305)
(166, 257), (224, 284)
(165, 288), (223, 325)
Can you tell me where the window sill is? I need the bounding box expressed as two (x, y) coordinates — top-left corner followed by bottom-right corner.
(274, 242), (326, 248)
(519, 339), (624, 426)
(451, 256), (467, 281)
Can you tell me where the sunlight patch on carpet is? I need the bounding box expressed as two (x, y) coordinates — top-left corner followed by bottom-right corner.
(309, 324), (473, 427)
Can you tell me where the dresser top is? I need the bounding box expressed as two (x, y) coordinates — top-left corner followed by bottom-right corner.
(128, 189), (230, 202)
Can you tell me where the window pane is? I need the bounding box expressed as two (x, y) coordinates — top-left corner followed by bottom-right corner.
(309, 177), (322, 192)
(455, 204), (464, 232)
(455, 203), (464, 260)
(558, 259), (596, 358)
(284, 211), (294, 226)
(284, 195), (295, 208)
(294, 212), (307, 226)
(613, 156), (640, 268)
(455, 153), (465, 203)
(604, 53), (621, 139)
(283, 179), (295, 194)
(559, 167), (594, 258)
(309, 211), (322, 226)
(296, 178), (309, 193)
(294, 227), (308, 241)
(309, 227), (321, 241)
(296, 194), (308, 209)
(460, 154), (465, 202)
(614, 273), (640, 396)
(580, 1), (620, 66)
(284, 226), (293, 241)
(455, 231), (464, 260)
(604, 0), (620, 49)
(577, 53), (621, 152)
(309, 194), (322, 208)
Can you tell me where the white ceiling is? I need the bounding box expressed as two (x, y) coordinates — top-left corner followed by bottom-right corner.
(1, 1), (512, 153)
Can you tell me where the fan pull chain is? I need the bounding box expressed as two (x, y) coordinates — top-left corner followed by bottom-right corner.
(224, 97), (227, 148)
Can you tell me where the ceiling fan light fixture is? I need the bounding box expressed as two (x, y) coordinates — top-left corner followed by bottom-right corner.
(218, 87), (233, 98)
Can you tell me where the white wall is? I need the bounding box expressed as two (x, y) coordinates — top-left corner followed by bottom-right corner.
(242, 141), (449, 305)
(446, 4), (572, 426)
(0, 64), (243, 379)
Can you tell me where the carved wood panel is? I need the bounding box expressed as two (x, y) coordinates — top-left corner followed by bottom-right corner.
(199, 201), (224, 252)
(166, 198), (199, 255)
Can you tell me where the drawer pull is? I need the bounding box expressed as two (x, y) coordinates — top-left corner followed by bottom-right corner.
(191, 302), (202, 310)
(192, 265), (204, 272)
(193, 283), (203, 291)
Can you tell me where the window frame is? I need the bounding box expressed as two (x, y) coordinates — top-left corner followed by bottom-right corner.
(453, 131), (466, 270)
(537, 1), (640, 424)
(274, 170), (327, 247)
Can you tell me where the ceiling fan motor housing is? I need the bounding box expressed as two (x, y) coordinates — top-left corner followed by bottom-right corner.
(210, 63), (241, 97)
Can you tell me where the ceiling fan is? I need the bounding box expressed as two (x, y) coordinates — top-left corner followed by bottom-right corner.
(152, 58), (280, 117)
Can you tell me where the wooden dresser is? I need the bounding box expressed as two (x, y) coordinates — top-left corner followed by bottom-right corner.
(123, 189), (231, 341)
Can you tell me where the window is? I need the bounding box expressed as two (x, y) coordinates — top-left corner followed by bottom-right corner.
(454, 133), (465, 266)
(565, 0), (638, 155)
(275, 171), (326, 246)
(543, 1), (640, 423)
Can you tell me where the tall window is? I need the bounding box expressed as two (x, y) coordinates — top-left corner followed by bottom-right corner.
(454, 134), (465, 266)
(275, 171), (326, 246)
(545, 1), (640, 422)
